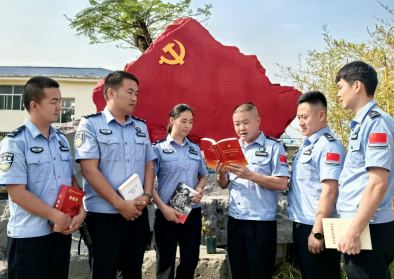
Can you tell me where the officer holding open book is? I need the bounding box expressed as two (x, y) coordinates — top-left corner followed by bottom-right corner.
(215, 103), (289, 279)
(151, 104), (207, 279)
(335, 61), (394, 279)
(0, 77), (85, 279)
(286, 91), (346, 279)
(75, 71), (157, 279)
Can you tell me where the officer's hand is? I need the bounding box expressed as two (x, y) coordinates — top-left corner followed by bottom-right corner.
(215, 161), (227, 176)
(308, 233), (324, 255)
(162, 206), (182, 224)
(61, 207), (86, 235)
(337, 232), (361, 255)
(134, 196), (150, 211)
(227, 164), (252, 180)
(194, 188), (203, 204)
(117, 200), (145, 221)
(53, 212), (72, 233)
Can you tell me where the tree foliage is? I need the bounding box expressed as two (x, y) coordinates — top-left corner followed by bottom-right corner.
(277, 12), (394, 148)
(65, 0), (212, 53)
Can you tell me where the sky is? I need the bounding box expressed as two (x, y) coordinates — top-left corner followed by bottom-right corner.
(0, 0), (392, 137)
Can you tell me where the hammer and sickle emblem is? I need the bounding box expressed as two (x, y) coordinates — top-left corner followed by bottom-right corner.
(159, 40), (186, 65)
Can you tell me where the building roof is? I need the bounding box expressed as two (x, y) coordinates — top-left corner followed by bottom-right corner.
(0, 66), (112, 79)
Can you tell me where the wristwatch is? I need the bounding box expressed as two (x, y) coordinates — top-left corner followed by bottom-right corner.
(311, 231), (324, 240)
(142, 193), (154, 204)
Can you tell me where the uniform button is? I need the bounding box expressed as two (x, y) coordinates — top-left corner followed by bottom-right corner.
(125, 142), (127, 145)
(107, 140), (110, 143)
(180, 147), (182, 149)
(372, 216), (376, 221)
(169, 158), (171, 161)
(38, 160), (41, 163)
(57, 175), (60, 178)
(182, 157), (184, 159)
(183, 180), (185, 182)
(127, 160), (129, 162)
(8, 231), (10, 234)
(350, 146), (353, 149)
(54, 157), (56, 160)
(239, 188), (242, 190)
(183, 169), (185, 171)
(238, 202), (240, 205)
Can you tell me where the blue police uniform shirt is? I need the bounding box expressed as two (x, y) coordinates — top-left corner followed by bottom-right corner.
(338, 100), (394, 224)
(287, 127), (346, 225)
(0, 118), (76, 238)
(228, 132), (289, 221)
(153, 135), (208, 208)
(74, 107), (157, 214)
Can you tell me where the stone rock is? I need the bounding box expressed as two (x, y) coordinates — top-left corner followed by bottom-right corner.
(277, 193), (293, 244)
(0, 201), (9, 252)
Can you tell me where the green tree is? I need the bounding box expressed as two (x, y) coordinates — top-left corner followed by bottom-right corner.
(65, 0), (212, 53)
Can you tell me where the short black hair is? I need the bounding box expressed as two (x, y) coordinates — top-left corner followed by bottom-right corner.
(297, 91), (327, 111)
(335, 61), (378, 97)
(233, 102), (259, 116)
(104, 71), (139, 100)
(23, 76), (59, 112)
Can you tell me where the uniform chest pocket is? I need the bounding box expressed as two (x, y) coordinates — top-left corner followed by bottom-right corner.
(59, 153), (73, 178)
(296, 156), (315, 181)
(347, 141), (364, 167)
(160, 153), (179, 173)
(134, 137), (146, 161)
(97, 136), (119, 161)
(187, 153), (201, 173)
(250, 156), (271, 175)
(26, 155), (51, 182)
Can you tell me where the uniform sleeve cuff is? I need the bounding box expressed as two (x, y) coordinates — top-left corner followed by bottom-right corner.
(0, 176), (27, 185)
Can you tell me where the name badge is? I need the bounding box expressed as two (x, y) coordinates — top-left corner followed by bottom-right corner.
(351, 134), (358, 140)
(189, 150), (198, 155)
(30, 147), (43, 153)
(163, 149), (174, 154)
(136, 132), (146, 137)
(100, 129), (112, 135)
(255, 151), (268, 157)
(303, 150), (312, 155)
(60, 147), (70, 152)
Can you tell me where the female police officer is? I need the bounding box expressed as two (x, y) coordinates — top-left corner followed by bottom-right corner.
(151, 104), (207, 279)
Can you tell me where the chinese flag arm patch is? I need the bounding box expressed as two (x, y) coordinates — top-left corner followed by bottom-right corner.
(280, 155), (288, 163)
(326, 153), (340, 162)
(369, 133), (387, 144)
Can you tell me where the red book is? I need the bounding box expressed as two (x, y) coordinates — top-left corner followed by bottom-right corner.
(369, 133), (387, 144)
(49, 185), (85, 229)
(201, 138), (248, 170)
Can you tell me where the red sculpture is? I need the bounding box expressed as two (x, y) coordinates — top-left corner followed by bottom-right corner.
(92, 18), (301, 144)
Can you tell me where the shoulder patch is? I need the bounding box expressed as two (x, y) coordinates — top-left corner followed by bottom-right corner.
(0, 152), (15, 172)
(6, 125), (26, 137)
(266, 136), (280, 142)
(83, 112), (102, 119)
(186, 136), (200, 146)
(153, 138), (166, 146)
(368, 110), (381, 119)
(323, 133), (336, 141)
(130, 115), (147, 123)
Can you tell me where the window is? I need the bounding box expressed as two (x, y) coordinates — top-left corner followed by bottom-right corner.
(55, 98), (75, 124)
(0, 85), (24, 110)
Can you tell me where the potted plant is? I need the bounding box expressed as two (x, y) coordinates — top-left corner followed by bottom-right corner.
(201, 216), (216, 254)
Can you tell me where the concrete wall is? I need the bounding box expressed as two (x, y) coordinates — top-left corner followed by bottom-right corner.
(0, 77), (100, 132)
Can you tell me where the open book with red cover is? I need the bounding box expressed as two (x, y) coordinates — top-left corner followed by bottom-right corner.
(49, 185), (85, 230)
(200, 138), (248, 169)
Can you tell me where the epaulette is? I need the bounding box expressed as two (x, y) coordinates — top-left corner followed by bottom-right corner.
(83, 112), (102, 119)
(368, 110), (381, 119)
(6, 125), (26, 137)
(153, 138), (166, 146)
(323, 133), (336, 141)
(131, 115), (147, 123)
(186, 136), (200, 146)
(266, 136), (280, 142)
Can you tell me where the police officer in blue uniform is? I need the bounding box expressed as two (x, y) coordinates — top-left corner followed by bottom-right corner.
(215, 103), (289, 279)
(336, 61), (394, 279)
(151, 104), (207, 279)
(75, 71), (157, 279)
(287, 91), (346, 279)
(0, 77), (85, 279)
